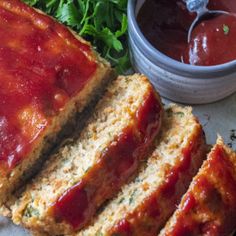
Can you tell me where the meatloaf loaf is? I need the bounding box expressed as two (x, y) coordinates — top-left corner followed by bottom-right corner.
(0, 0), (111, 205)
(159, 137), (236, 236)
(11, 74), (163, 235)
(77, 104), (207, 236)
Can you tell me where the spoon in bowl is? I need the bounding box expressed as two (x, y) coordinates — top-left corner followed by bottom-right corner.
(184, 0), (229, 42)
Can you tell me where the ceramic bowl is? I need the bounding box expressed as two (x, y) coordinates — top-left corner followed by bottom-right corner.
(128, 0), (236, 104)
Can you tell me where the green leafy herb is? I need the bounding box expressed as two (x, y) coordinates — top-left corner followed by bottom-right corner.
(23, 0), (131, 73)
(129, 189), (137, 205)
(223, 24), (230, 35)
(24, 205), (40, 217)
(118, 197), (125, 204)
(174, 111), (184, 117)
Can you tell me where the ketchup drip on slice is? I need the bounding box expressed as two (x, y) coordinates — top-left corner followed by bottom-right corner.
(171, 224), (193, 236)
(167, 145), (236, 236)
(208, 146), (236, 203)
(147, 196), (160, 219)
(136, 91), (162, 143)
(52, 182), (89, 229)
(161, 139), (195, 200)
(51, 91), (162, 230)
(182, 192), (196, 213)
(110, 219), (132, 236)
(161, 171), (179, 199)
(109, 132), (202, 236)
(0, 1), (97, 171)
(107, 129), (139, 178)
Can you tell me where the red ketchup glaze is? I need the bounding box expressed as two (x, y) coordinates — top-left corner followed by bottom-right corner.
(111, 219), (133, 236)
(148, 196), (160, 219)
(161, 171), (179, 199)
(0, 0), (97, 171)
(183, 14), (236, 66)
(109, 133), (204, 236)
(137, 0), (236, 65)
(51, 91), (162, 230)
(208, 146), (236, 205)
(161, 139), (196, 200)
(107, 128), (139, 178)
(170, 225), (194, 236)
(182, 192), (196, 213)
(136, 88), (162, 143)
(167, 145), (236, 236)
(52, 182), (89, 229)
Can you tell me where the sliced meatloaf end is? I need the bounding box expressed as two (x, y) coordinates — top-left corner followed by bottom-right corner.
(159, 137), (236, 236)
(77, 104), (207, 236)
(11, 74), (163, 235)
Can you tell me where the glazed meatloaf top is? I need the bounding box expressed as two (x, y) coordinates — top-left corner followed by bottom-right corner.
(0, 0), (111, 204)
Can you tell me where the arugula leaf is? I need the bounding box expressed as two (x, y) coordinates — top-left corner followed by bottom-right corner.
(22, 0), (131, 73)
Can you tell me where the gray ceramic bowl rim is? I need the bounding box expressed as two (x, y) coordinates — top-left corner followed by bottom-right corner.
(128, 0), (236, 78)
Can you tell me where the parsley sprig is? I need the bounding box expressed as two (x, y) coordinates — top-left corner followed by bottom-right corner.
(23, 0), (131, 73)
(223, 24), (230, 35)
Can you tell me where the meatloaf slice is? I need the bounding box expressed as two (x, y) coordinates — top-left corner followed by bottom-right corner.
(159, 137), (236, 236)
(11, 74), (163, 235)
(77, 104), (207, 236)
(0, 0), (112, 205)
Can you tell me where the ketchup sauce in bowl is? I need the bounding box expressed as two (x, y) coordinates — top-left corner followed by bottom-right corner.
(184, 14), (236, 66)
(128, 0), (236, 104)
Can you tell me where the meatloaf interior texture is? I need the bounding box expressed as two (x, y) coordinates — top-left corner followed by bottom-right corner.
(159, 137), (236, 236)
(11, 74), (163, 235)
(76, 104), (207, 236)
(0, 0), (111, 205)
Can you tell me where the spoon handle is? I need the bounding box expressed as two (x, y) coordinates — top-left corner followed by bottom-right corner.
(184, 0), (209, 13)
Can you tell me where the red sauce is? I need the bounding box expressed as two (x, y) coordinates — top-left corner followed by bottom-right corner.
(106, 128), (139, 179)
(137, 0), (236, 65)
(200, 222), (220, 236)
(52, 182), (89, 229)
(209, 146), (236, 204)
(179, 140), (194, 172)
(109, 132), (205, 236)
(161, 139), (196, 199)
(136, 90), (162, 143)
(182, 192), (196, 213)
(148, 196), (160, 219)
(111, 219), (132, 236)
(0, 0), (97, 171)
(137, 0), (194, 62)
(166, 145), (236, 236)
(161, 171), (179, 199)
(51, 91), (162, 230)
(208, 1), (236, 13)
(183, 14), (236, 65)
(170, 224), (193, 236)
